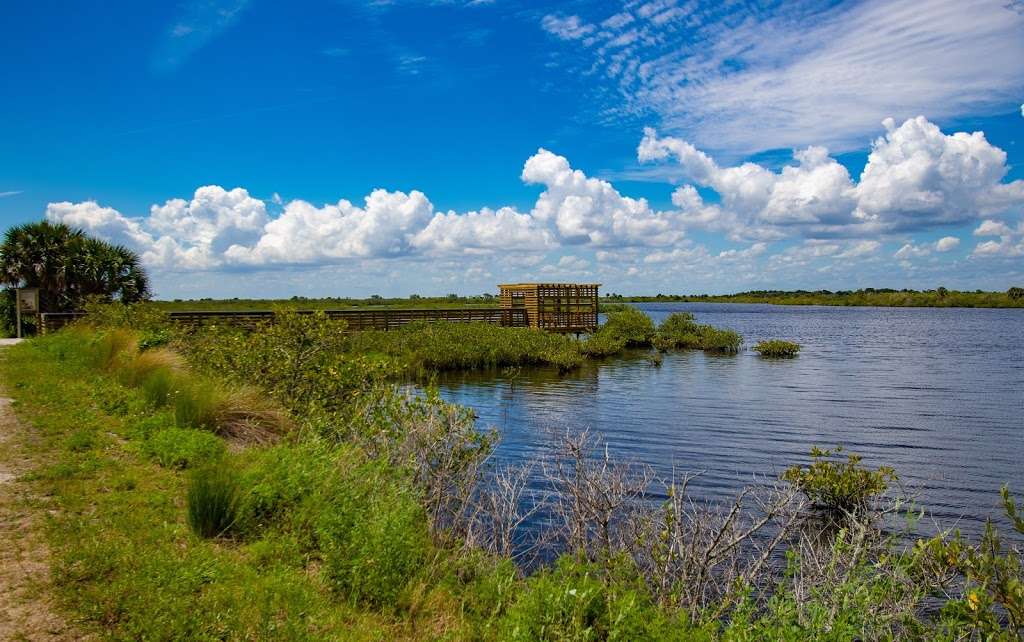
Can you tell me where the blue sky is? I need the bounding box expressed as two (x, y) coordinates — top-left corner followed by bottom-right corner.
(1, 0), (1023, 298)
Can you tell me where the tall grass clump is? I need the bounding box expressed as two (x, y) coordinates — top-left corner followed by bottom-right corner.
(174, 380), (289, 444)
(118, 347), (183, 387)
(140, 366), (178, 407)
(753, 339), (801, 358)
(187, 464), (241, 538)
(86, 327), (137, 371)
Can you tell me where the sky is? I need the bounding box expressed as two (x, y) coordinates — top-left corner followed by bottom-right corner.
(1, 0), (1023, 299)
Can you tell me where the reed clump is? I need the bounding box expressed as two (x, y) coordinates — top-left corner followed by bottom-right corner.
(118, 347), (183, 387)
(87, 327), (138, 371)
(753, 339), (801, 358)
(186, 464), (241, 538)
(174, 381), (291, 444)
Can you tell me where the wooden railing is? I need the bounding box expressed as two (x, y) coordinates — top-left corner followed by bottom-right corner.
(41, 308), (530, 333)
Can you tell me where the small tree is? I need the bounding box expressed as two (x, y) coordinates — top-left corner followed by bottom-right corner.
(1008, 287), (1024, 300)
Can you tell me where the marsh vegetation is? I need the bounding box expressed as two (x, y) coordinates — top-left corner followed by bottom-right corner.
(753, 339), (802, 357)
(2, 306), (1021, 640)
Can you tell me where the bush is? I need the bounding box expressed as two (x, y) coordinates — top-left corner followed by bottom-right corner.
(580, 332), (628, 358)
(655, 314), (742, 353)
(316, 474), (431, 609)
(235, 441), (348, 537)
(186, 465), (241, 538)
(782, 446), (896, 514)
(500, 556), (690, 641)
(144, 428), (224, 469)
(346, 320), (583, 375)
(601, 307), (656, 347)
(752, 340), (801, 358)
(184, 310), (390, 412)
(657, 312), (698, 337)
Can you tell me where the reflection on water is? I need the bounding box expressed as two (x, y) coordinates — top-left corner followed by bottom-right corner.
(437, 303), (1024, 536)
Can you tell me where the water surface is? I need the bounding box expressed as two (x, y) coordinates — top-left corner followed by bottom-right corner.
(437, 303), (1024, 536)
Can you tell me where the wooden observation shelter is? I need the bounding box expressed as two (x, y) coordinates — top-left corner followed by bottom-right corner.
(499, 283), (600, 333)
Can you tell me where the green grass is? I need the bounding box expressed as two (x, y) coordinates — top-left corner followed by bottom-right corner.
(144, 426), (225, 469)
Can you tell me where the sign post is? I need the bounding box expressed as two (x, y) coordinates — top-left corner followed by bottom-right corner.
(15, 288), (39, 338)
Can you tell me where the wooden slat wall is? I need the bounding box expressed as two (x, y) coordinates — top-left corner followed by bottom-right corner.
(498, 283), (599, 333)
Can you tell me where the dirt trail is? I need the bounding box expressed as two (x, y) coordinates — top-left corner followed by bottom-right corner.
(0, 343), (83, 640)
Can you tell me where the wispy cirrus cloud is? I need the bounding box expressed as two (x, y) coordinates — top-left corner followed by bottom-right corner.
(540, 0), (1024, 156)
(152, 0), (251, 72)
(0, 191), (23, 198)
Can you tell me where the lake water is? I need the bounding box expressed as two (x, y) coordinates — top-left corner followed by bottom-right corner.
(437, 303), (1024, 536)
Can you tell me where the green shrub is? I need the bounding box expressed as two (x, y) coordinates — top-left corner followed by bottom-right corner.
(346, 320), (584, 375)
(138, 327), (171, 350)
(782, 446), (896, 514)
(655, 317), (745, 356)
(657, 312), (698, 336)
(236, 441), (347, 537)
(186, 465), (241, 538)
(144, 428), (224, 469)
(580, 332), (627, 358)
(655, 313), (742, 353)
(501, 556), (691, 641)
(601, 307), (656, 347)
(318, 484), (430, 609)
(753, 339), (801, 357)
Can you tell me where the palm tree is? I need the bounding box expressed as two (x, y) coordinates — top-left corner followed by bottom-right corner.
(0, 220), (150, 312)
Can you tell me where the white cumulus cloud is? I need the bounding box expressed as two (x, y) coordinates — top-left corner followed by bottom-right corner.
(523, 149), (682, 247)
(640, 116), (1024, 241)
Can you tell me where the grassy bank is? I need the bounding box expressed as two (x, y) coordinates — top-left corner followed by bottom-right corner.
(3, 321), (1023, 640)
(604, 287), (1024, 308)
